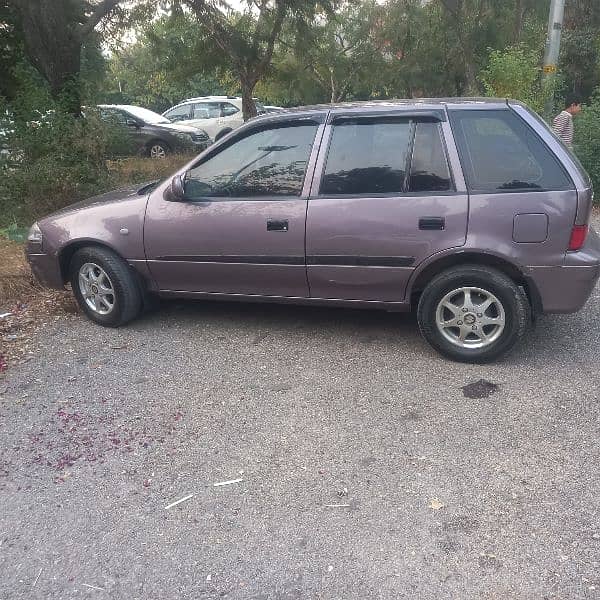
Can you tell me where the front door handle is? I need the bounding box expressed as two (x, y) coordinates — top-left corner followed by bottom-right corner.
(419, 217), (445, 230)
(267, 219), (289, 232)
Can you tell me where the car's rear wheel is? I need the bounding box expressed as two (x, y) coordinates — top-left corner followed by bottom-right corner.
(148, 141), (169, 158)
(417, 265), (530, 363)
(70, 246), (142, 327)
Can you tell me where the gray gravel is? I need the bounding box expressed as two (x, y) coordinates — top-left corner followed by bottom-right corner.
(1, 271), (600, 598)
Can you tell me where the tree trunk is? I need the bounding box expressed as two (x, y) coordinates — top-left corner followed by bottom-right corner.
(10, 0), (121, 116)
(240, 78), (257, 121)
(513, 0), (525, 43)
(14, 0), (83, 114)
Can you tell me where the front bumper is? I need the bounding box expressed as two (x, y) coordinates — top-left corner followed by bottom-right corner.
(26, 249), (64, 290)
(526, 227), (600, 313)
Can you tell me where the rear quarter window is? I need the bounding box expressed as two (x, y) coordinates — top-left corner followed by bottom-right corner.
(449, 109), (573, 193)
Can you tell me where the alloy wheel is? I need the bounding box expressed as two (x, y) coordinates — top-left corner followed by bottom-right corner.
(78, 262), (116, 315)
(435, 286), (505, 349)
(150, 144), (166, 158)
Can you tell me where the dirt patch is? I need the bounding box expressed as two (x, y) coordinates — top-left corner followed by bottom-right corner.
(0, 238), (77, 372)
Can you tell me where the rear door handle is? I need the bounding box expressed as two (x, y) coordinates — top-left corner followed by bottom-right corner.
(267, 219), (289, 232)
(419, 217), (445, 230)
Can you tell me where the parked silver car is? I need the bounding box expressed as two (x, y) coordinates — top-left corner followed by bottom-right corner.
(162, 96), (265, 142)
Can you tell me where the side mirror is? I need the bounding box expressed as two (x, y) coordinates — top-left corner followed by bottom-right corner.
(164, 174), (186, 202)
(125, 118), (140, 128)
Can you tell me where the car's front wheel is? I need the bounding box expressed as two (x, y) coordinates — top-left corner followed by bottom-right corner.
(69, 246), (142, 327)
(417, 265), (530, 363)
(148, 141), (169, 158)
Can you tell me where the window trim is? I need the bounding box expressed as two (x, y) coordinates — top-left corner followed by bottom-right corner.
(182, 118), (324, 202)
(448, 107), (575, 194)
(315, 116), (456, 199)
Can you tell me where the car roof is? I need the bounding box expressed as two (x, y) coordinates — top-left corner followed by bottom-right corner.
(260, 97), (509, 113)
(245, 98), (513, 125)
(171, 96), (242, 105)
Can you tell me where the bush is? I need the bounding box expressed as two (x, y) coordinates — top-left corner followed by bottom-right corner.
(480, 45), (558, 115)
(574, 89), (600, 196)
(0, 109), (133, 227)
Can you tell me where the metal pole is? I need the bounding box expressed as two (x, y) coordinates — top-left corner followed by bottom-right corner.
(542, 0), (566, 118)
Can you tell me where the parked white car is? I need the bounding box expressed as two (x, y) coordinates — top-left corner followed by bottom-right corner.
(162, 96), (264, 142)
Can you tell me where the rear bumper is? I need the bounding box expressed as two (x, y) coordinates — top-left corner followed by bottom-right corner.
(26, 251), (64, 290)
(526, 227), (600, 314)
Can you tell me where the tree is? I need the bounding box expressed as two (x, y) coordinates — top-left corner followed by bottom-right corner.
(184, 0), (330, 120)
(0, 2), (24, 102)
(288, 2), (380, 103)
(7, 0), (125, 114)
(106, 12), (228, 111)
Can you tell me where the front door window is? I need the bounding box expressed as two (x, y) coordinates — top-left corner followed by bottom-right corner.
(185, 123), (319, 198)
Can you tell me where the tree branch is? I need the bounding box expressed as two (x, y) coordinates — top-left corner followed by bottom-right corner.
(79, 0), (121, 39)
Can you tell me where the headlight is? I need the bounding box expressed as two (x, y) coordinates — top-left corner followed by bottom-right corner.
(27, 222), (43, 245)
(191, 130), (210, 143)
(174, 132), (193, 143)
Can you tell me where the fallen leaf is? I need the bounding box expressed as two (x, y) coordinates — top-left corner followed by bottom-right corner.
(429, 498), (445, 510)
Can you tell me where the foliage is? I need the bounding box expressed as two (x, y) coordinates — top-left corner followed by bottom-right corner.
(574, 89), (600, 193)
(105, 13), (228, 112)
(183, 0), (335, 119)
(0, 109), (131, 226)
(479, 45), (554, 113)
(276, 1), (383, 103)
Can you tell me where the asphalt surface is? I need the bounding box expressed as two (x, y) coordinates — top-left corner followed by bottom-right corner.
(1, 270), (600, 599)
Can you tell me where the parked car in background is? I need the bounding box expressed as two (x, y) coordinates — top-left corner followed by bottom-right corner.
(25, 99), (600, 363)
(162, 96), (265, 142)
(263, 105), (286, 113)
(98, 105), (211, 158)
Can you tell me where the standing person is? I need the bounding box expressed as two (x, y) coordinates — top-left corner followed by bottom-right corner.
(552, 95), (582, 149)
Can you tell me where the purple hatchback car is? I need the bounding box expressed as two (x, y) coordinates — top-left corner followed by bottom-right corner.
(26, 99), (600, 362)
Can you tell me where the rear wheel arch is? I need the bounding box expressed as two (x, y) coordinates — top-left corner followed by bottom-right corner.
(408, 252), (541, 313)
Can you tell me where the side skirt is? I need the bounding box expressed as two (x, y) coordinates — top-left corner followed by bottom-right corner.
(157, 289), (412, 313)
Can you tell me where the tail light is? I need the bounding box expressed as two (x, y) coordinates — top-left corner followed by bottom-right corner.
(568, 224), (588, 251)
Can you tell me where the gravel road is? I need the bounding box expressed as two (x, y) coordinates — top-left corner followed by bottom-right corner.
(1, 262), (600, 598)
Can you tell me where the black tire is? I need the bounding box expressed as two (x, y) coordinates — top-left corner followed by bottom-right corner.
(214, 128), (232, 142)
(147, 140), (169, 158)
(416, 265), (530, 363)
(69, 246), (142, 327)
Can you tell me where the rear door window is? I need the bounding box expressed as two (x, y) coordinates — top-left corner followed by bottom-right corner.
(192, 102), (221, 120)
(320, 119), (412, 195)
(220, 103), (240, 117)
(449, 109), (573, 192)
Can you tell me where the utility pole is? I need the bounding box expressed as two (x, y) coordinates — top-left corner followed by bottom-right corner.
(542, 0), (566, 118)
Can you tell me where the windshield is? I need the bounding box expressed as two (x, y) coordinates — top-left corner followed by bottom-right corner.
(123, 106), (171, 124)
